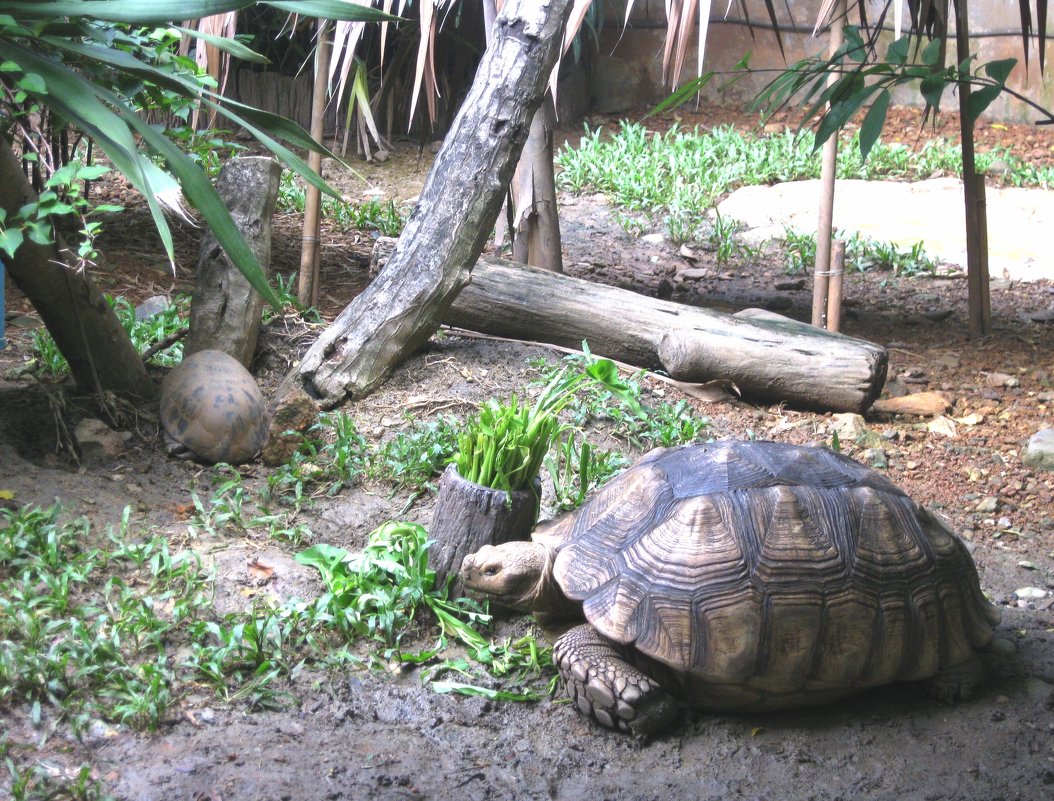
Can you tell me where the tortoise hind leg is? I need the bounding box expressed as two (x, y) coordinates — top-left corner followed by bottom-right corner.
(922, 652), (985, 703)
(553, 624), (678, 736)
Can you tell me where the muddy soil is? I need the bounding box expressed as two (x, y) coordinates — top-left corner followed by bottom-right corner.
(2, 106), (1053, 801)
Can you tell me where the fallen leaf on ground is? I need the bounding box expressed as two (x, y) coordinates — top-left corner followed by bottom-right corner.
(247, 558), (275, 582)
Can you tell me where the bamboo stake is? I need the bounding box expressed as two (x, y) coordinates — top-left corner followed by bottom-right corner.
(813, 0), (846, 328)
(826, 239), (846, 333)
(298, 20), (332, 309)
(955, 4), (991, 338)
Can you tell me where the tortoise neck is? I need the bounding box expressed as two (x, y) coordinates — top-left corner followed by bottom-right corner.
(533, 546), (580, 625)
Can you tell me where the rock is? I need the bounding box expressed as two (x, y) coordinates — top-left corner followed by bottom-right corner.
(74, 418), (132, 462)
(829, 413), (868, 441)
(678, 267), (710, 280)
(862, 447), (888, 469)
(974, 496), (1000, 513)
(261, 386), (320, 466)
(1013, 587), (1048, 601)
(641, 233), (664, 244)
(134, 295), (171, 321)
(871, 391), (951, 416)
(1024, 677), (1054, 703)
(985, 371), (1020, 388)
(1022, 428), (1054, 471)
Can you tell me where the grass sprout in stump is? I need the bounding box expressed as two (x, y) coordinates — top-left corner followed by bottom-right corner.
(431, 345), (643, 587)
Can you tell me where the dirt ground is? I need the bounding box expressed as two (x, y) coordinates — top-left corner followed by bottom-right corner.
(2, 105), (1054, 800)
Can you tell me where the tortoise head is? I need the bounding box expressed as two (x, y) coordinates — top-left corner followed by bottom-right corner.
(460, 540), (554, 613)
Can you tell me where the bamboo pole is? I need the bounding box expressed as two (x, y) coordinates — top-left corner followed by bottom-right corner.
(813, 0), (846, 328)
(955, 3), (991, 338)
(298, 21), (332, 309)
(826, 239), (846, 333)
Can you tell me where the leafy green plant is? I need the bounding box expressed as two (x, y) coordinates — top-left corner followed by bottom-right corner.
(781, 227), (938, 277)
(296, 521), (553, 700)
(296, 521), (486, 652)
(370, 414), (462, 490)
(556, 116), (1053, 243)
(30, 293), (189, 375)
(1, 738), (113, 801)
(1, 2), (392, 305)
(529, 353), (710, 452)
(544, 431), (629, 512)
(0, 504), (212, 732)
(753, 26), (1053, 161)
(452, 348), (642, 492)
(276, 172), (405, 236)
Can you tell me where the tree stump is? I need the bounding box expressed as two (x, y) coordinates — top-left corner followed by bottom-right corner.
(185, 156), (282, 367)
(428, 465), (540, 592)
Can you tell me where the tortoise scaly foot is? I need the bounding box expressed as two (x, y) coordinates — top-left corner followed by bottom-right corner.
(554, 624), (678, 736)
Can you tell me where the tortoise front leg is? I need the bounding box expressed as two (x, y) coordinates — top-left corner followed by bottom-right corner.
(553, 624), (679, 735)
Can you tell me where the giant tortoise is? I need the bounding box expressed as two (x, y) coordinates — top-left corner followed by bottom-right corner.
(460, 440), (1001, 735)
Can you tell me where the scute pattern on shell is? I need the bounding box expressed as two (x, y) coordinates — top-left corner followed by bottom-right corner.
(547, 441), (999, 698)
(160, 350), (269, 465)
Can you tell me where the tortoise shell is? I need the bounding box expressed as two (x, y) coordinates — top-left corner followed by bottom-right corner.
(160, 349), (269, 465)
(539, 441), (1000, 708)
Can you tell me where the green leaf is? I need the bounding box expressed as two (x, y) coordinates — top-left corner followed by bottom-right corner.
(887, 36), (910, 66)
(966, 84), (1003, 123)
(843, 26), (867, 63)
(172, 25), (269, 65)
(921, 37), (942, 67)
(814, 81), (874, 151)
(75, 164), (110, 181)
(4, 1), (252, 23)
(295, 543), (351, 586)
(16, 71), (45, 93)
(648, 72), (716, 117)
(983, 58), (1017, 86)
(265, 2), (399, 22)
(919, 74), (949, 110)
(859, 89), (891, 160)
(8, 42), (180, 264)
(108, 99), (284, 307)
(0, 227), (25, 259)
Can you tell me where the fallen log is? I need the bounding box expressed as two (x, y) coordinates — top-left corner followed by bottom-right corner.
(372, 239), (887, 413)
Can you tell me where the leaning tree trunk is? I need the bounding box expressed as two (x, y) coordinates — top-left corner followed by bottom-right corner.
(293, 0), (574, 407)
(0, 137), (155, 400)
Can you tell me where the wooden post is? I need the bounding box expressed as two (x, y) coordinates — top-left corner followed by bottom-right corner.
(826, 239), (846, 333)
(813, 0), (846, 328)
(185, 156), (282, 367)
(298, 20), (332, 309)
